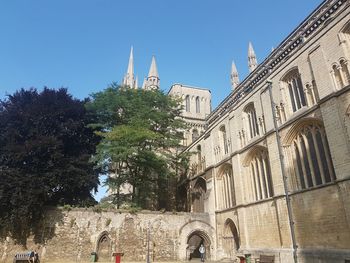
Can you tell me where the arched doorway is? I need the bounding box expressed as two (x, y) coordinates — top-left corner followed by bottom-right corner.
(222, 219), (240, 259)
(186, 230), (211, 260)
(96, 232), (112, 262)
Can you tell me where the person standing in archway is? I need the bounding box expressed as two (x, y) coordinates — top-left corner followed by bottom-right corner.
(199, 244), (205, 262)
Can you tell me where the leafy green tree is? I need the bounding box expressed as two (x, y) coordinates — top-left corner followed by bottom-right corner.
(0, 87), (100, 244)
(86, 84), (187, 210)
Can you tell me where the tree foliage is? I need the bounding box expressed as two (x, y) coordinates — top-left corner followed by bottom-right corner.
(0, 87), (100, 244)
(86, 84), (187, 210)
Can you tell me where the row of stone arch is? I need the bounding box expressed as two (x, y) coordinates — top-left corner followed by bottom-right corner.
(92, 219), (219, 261)
(192, 116), (338, 210)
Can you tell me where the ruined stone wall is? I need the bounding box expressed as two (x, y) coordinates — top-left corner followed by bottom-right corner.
(0, 209), (215, 263)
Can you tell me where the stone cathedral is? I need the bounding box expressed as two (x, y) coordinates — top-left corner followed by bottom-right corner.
(178, 0), (350, 262)
(1, 1), (350, 263)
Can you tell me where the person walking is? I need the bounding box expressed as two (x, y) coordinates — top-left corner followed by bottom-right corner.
(28, 250), (35, 263)
(199, 244), (205, 262)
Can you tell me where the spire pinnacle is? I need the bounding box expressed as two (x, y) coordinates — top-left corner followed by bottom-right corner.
(148, 55), (159, 78)
(230, 60), (239, 90)
(127, 46), (134, 77)
(122, 46), (136, 89)
(144, 55), (160, 90)
(248, 42), (257, 73)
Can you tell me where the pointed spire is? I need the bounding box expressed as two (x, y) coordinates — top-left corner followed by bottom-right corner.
(230, 60), (239, 90)
(123, 46), (136, 89)
(248, 42), (257, 73)
(148, 55), (159, 78)
(144, 55), (160, 90)
(127, 46), (134, 78)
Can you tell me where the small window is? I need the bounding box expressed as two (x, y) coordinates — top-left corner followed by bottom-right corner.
(185, 95), (190, 112)
(192, 129), (199, 141)
(340, 59), (350, 86)
(196, 96), (200, 113)
(332, 64), (344, 89)
(219, 125), (229, 155)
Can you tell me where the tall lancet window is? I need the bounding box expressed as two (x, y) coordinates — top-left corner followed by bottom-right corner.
(332, 64), (344, 89)
(197, 144), (203, 172)
(196, 96), (200, 113)
(219, 125), (229, 155)
(216, 164), (235, 210)
(185, 95), (190, 112)
(284, 119), (336, 191)
(282, 69), (306, 113)
(245, 147), (273, 202)
(244, 103), (259, 139)
(340, 59), (350, 86)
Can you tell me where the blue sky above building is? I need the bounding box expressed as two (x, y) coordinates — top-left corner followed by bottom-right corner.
(0, 0), (323, 201)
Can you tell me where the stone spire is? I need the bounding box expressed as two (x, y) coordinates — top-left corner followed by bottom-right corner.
(144, 55), (160, 90)
(135, 75), (139, 89)
(248, 42), (257, 73)
(122, 46), (136, 89)
(230, 60), (239, 90)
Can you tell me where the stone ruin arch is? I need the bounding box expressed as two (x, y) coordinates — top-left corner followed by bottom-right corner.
(187, 230), (211, 260)
(178, 220), (215, 261)
(95, 231), (112, 262)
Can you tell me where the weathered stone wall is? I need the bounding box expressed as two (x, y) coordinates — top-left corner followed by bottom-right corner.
(0, 209), (215, 263)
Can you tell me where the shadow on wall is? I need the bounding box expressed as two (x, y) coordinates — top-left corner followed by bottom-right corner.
(32, 208), (64, 245)
(0, 207), (64, 263)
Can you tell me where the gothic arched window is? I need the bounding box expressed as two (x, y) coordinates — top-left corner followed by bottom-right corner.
(340, 59), (350, 86)
(332, 63), (344, 89)
(216, 165), (235, 210)
(304, 81), (318, 106)
(185, 95), (190, 112)
(244, 103), (259, 139)
(196, 96), (200, 113)
(284, 119), (336, 191)
(282, 69), (307, 113)
(219, 125), (229, 155)
(245, 147), (273, 201)
(196, 144), (203, 173)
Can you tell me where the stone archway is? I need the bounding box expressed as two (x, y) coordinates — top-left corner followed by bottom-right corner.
(96, 231), (112, 262)
(222, 219), (240, 259)
(179, 220), (215, 261)
(187, 230), (211, 261)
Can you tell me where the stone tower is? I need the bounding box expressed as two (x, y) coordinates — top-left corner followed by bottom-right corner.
(143, 56), (160, 90)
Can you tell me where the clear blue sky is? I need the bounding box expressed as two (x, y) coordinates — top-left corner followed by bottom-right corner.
(0, 0), (322, 201)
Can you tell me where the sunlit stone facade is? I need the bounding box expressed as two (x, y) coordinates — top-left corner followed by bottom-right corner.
(183, 0), (350, 262)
